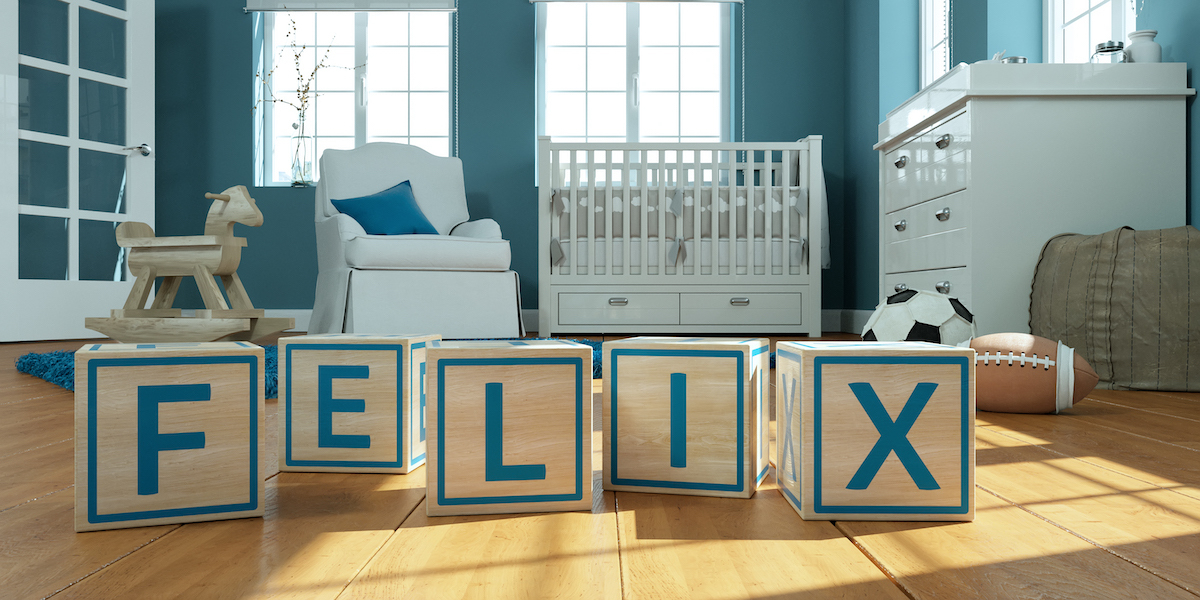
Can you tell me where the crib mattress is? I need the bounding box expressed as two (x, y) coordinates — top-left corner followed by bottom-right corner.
(552, 236), (806, 275)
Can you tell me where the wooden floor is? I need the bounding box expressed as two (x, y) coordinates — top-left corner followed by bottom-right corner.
(3, 337), (1200, 599)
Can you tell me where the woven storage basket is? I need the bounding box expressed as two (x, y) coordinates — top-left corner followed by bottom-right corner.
(1029, 225), (1200, 391)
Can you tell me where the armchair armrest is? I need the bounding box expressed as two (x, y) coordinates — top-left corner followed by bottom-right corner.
(449, 218), (503, 240)
(323, 212), (368, 241)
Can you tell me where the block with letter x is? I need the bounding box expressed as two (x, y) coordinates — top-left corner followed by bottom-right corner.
(775, 341), (976, 521)
(279, 334), (440, 474)
(425, 340), (593, 516)
(74, 342), (264, 532)
(603, 337), (769, 499)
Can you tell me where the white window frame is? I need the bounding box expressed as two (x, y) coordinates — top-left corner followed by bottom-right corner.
(253, 10), (455, 187)
(919, 0), (951, 88)
(1045, 0), (1136, 64)
(534, 2), (732, 144)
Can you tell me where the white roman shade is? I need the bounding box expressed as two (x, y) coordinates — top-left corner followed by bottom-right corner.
(245, 0), (455, 11)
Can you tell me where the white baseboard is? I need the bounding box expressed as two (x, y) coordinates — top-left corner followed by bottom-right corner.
(178, 308), (312, 334)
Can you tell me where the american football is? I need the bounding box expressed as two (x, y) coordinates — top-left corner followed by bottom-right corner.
(970, 333), (1100, 414)
(861, 289), (976, 346)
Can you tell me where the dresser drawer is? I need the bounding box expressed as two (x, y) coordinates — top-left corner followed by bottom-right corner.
(884, 151), (968, 213)
(884, 267), (972, 307)
(886, 228), (970, 273)
(882, 111), (968, 186)
(558, 292), (679, 325)
(679, 293), (803, 326)
(885, 191), (969, 244)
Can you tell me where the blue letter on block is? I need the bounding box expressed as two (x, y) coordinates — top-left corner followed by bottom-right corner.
(484, 382), (546, 481)
(318, 365), (371, 449)
(138, 384), (210, 496)
(670, 373), (687, 468)
(847, 382), (940, 491)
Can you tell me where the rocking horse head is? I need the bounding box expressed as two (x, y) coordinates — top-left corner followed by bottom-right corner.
(203, 184), (264, 237)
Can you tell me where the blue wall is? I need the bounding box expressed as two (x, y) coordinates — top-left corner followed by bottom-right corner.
(1139, 1), (1198, 224)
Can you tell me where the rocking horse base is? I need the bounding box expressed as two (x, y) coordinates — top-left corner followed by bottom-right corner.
(84, 316), (295, 343)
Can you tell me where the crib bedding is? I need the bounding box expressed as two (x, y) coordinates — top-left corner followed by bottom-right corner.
(549, 237), (806, 275)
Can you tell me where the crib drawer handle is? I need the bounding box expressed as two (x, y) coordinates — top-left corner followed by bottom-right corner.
(608, 297), (628, 306)
(730, 298), (751, 306)
(935, 281), (952, 294)
(935, 134), (953, 149)
(935, 207), (952, 221)
(894, 283), (909, 293)
(894, 156), (908, 169)
(894, 219), (907, 232)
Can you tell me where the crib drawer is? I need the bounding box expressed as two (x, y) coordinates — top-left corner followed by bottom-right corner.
(680, 293), (803, 326)
(558, 293), (679, 325)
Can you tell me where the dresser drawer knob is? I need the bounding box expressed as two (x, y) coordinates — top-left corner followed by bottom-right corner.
(730, 297), (751, 306)
(894, 283), (909, 293)
(894, 156), (907, 169)
(935, 281), (952, 294)
(935, 207), (951, 221)
(894, 219), (907, 232)
(935, 134), (953, 149)
(608, 297), (628, 306)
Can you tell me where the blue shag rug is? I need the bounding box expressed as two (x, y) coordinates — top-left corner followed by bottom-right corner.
(15, 340), (606, 400)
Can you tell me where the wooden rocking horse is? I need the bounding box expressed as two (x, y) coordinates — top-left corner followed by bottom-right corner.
(85, 185), (295, 343)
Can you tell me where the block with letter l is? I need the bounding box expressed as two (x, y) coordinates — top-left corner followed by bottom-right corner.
(775, 341), (976, 521)
(603, 337), (769, 499)
(425, 340), (593, 516)
(74, 342), (264, 532)
(279, 333), (440, 474)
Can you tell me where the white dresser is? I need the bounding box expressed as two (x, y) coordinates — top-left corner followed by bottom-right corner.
(876, 62), (1192, 335)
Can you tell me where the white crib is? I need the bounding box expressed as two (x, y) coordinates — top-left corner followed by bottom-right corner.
(537, 136), (826, 337)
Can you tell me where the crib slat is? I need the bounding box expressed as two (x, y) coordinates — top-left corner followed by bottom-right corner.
(623, 149), (632, 276)
(640, 150), (648, 277)
(782, 147), (792, 275)
(692, 151), (702, 278)
(568, 149), (578, 276)
(605, 150), (614, 276)
(588, 150), (596, 276)
(711, 149), (720, 276)
(658, 149), (667, 276)
(763, 149), (773, 276)
(727, 148), (738, 276)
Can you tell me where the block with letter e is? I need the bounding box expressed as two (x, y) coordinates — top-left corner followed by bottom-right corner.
(425, 340), (593, 516)
(775, 341), (975, 521)
(279, 333), (440, 474)
(603, 337), (769, 499)
(74, 342), (264, 532)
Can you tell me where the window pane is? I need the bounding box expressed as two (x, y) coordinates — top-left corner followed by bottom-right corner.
(19, 214), (68, 280)
(1064, 17), (1089, 62)
(18, 65), (69, 136)
(19, 0), (68, 65)
(587, 92), (626, 137)
(79, 219), (126, 282)
(411, 47), (449, 91)
(640, 3), (679, 46)
(546, 47), (586, 91)
(368, 47), (408, 91)
(587, 4), (626, 46)
(272, 136), (293, 182)
(18, 140), (68, 208)
(545, 2), (586, 47)
(1063, 0), (1088, 21)
(315, 47), (356, 91)
(410, 92), (449, 136)
(313, 92), (354, 137)
(932, 0), (948, 44)
(680, 3), (720, 46)
(1090, 5), (1112, 49)
(640, 92), (679, 137)
(272, 101), (301, 141)
(79, 8), (126, 78)
(279, 12), (315, 48)
(79, 78), (126, 145)
(368, 92), (408, 136)
(546, 92), (586, 137)
(368, 12), (408, 46)
(316, 12), (354, 47)
(640, 47), (679, 91)
(587, 47), (626, 91)
(316, 137), (355, 163)
(680, 47), (719, 91)
(93, 0), (124, 8)
(270, 46), (315, 97)
(410, 12), (448, 46)
(680, 92), (719, 137)
(410, 137), (449, 157)
(79, 149), (128, 213)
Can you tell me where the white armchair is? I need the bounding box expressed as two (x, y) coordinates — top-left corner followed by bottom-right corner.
(310, 143), (524, 338)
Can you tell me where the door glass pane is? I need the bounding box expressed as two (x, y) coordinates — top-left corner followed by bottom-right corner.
(79, 79), (127, 145)
(79, 149), (128, 213)
(19, 214), (69, 280)
(79, 8), (127, 78)
(93, 0), (126, 9)
(19, 0), (68, 64)
(19, 140), (69, 208)
(79, 219), (126, 281)
(18, 65), (69, 136)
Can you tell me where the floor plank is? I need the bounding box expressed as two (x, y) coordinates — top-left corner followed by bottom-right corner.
(1054, 396), (1200, 447)
(0, 393), (74, 458)
(614, 481), (908, 600)
(0, 439), (74, 512)
(1084, 389), (1200, 422)
(339, 488), (622, 600)
(55, 472), (426, 600)
(977, 427), (1200, 594)
(838, 490), (1197, 600)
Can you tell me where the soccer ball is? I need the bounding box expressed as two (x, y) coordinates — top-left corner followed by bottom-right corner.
(861, 289), (977, 345)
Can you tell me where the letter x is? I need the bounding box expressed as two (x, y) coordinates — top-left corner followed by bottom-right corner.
(846, 382), (940, 491)
(779, 373), (799, 483)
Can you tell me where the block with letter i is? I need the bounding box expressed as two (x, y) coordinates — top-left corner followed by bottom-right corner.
(775, 341), (975, 521)
(278, 333), (440, 474)
(74, 342), (264, 532)
(425, 340), (593, 516)
(603, 337), (770, 499)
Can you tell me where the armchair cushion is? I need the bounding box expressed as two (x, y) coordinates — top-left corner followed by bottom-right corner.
(330, 180), (438, 235)
(344, 234), (512, 271)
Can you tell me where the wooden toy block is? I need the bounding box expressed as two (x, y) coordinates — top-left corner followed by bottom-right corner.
(775, 341), (976, 521)
(74, 342), (265, 532)
(602, 337), (769, 499)
(425, 340), (593, 516)
(278, 334), (440, 474)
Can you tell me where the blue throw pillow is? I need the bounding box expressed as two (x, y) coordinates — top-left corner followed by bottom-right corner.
(331, 180), (438, 235)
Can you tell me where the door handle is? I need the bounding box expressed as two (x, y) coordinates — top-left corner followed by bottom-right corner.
(123, 144), (152, 157)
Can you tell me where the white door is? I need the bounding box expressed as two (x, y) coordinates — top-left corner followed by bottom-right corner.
(1, 0), (154, 341)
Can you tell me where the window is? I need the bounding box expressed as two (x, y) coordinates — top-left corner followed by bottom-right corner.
(254, 11), (452, 186)
(536, 2), (731, 144)
(1046, 0), (1136, 63)
(920, 0), (951, 88)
